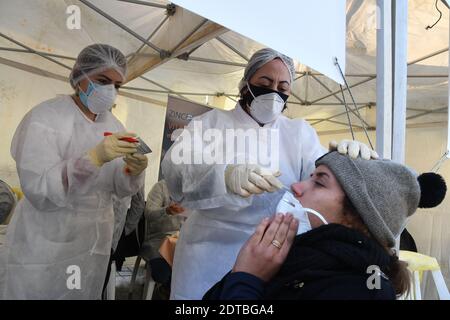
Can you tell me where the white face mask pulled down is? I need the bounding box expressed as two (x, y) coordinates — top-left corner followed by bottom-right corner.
(276, 191), (328, 235)
(247, 83), (286, 124)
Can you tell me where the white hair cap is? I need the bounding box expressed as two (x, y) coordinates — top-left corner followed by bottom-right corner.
(69, 44), (127, 89)
(238, 48), (296, 92)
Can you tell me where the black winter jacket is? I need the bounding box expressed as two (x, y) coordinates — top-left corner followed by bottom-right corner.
(203, 224), (397, 300)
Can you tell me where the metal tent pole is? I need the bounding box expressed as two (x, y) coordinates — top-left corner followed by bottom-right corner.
(0, 32), (72, 70)
(216, 36), (249, 61)
(392, 0), (408, 164)
(447, 4), (450, 158)
(117, 0), (169, 9)
(376, 0), (393, 159)
(79, 0), (168, 57)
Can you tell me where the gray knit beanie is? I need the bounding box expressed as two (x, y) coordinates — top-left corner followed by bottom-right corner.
(316, 151), (446, 248)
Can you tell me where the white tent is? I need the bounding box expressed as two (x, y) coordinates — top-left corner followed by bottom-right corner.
(0, 0), (449, 299)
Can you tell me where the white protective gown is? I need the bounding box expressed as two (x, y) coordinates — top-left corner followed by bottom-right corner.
(0, 95), (144, 299)
(161, 103), (326, 299)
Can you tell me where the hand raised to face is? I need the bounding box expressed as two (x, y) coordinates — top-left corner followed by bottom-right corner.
(232, 213), (299, 282)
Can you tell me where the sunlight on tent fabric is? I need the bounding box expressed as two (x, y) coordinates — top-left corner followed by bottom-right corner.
(209, 95), (235, 110)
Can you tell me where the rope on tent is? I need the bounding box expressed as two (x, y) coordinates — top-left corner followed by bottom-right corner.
(425, 0), (443, 30)
(334, 57), (374, 149)
(339, 84), (355, 140)
(431, 151), (449, 173)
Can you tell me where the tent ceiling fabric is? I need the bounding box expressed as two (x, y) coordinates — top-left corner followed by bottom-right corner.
(125, 9), (227, 82)
(0, 0), (448, 130)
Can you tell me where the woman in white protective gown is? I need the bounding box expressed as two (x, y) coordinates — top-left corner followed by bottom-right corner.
(0, 44), (148, 299)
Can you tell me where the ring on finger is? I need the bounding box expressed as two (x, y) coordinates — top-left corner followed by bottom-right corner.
(271, 239), (282, 249)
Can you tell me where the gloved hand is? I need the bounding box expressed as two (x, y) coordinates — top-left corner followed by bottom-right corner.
(224, 164), (283, 198)
(123, 153), (148, 176)
(88, 131), (138, 167)
(329, 140), (379, 160)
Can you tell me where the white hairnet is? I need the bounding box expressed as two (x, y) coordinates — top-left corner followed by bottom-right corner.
(69, 44), (128, 89)
(238, 48), (296, 92)
(0, 180), (16, 224)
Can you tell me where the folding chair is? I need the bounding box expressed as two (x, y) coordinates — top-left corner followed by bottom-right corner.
(399, 250), (450, 300)
(128, 255), (156, 300)
(105, 262), (116, 300)
(127, 210), (158, 300)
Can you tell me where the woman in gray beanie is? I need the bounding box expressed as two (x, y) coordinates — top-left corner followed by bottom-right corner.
(204, 151), (446, 300)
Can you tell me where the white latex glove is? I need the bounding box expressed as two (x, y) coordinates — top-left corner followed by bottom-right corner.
(224, 164), (283, 198)
(329, 140), (379, 160)
(88, 131), (138, 167)
(123, 153), (148, 176)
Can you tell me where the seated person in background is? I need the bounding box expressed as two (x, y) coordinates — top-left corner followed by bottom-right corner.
(0, 180), (16, 225)
(141, 179), (186, 286)
(204, 151), (446, 300)
(111, 187), (146, 261)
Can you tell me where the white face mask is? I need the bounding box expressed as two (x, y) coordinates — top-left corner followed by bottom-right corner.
(247, 83), (286, 124)
(276, 191), (328, 235)
(79, 80), (117, 115)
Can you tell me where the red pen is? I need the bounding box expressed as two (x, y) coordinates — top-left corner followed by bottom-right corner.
(104, 132), (139, 143)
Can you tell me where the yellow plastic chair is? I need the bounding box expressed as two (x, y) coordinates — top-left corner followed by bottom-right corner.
(399, 250), (450, 300)
(11, 187), (23, 201)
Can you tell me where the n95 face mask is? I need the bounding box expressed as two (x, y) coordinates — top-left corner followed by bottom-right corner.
(79, 79), (117, 115)
(246, 83), (288, 124)
(276, 191), (328, 235)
